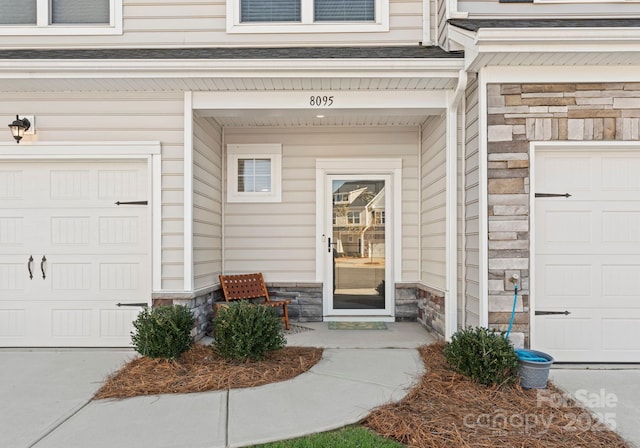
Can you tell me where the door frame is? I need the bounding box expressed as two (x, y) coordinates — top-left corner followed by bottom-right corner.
(315, 158), (402, 321)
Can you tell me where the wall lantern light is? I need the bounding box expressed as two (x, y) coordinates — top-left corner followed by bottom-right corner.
(8, 115), (31, 143)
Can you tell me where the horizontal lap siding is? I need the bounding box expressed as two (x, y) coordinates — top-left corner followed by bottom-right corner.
(459, 1), (640, 17)
(464, 77), (480, 327)
(223, 127), (419, 283)
(0, 0), (424, 48)
(436, 0), (446, 47)
(0, 93), (185, 291)
(193, 116), (223, 290)
(421, 114), (447, 291)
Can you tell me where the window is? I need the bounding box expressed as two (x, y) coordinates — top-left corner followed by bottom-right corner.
(227, 0), (388, 33)
(227, 144), (282, 203)
(373, 210), (385, 224)
(347, 211), (360, 224)
(0, 0), (121, 35)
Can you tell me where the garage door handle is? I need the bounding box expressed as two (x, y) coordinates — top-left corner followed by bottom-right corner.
(535, 310), (571, 316)
(40, 255), (46, 279)
(27, 255), (34, 280)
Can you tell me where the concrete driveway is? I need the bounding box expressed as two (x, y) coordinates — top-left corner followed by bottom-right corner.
(0, 349), (133, 448)
(550, 367), (640, 448)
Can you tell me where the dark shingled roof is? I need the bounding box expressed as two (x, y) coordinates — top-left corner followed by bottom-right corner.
(0, 46), (463, 60)
(449, 18), (640, 32)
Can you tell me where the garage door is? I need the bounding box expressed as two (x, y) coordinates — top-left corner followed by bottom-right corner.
(534, 149), (640, 362)
(0, 160), (150, 347)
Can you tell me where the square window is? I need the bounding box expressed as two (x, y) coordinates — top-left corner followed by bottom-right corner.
(227, 144), (282, 203)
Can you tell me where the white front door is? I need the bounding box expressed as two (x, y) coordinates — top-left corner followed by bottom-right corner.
(534, 149), (640, 362)
(324, 174), (393, 318)
(0, 160), (150, 347)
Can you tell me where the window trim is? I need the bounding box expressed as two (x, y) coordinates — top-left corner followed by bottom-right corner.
(226, 144), (282, 203)
(0, 0), (122, 35)
(226, 0), (389, 34)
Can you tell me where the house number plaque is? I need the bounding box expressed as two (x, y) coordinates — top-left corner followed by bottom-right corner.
(310, 95), (334, 107)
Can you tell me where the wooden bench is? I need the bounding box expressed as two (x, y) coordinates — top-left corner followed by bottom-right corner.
(218, 273), (291, 330)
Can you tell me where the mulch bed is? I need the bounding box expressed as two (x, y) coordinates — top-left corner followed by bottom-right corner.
(364, 342), (631, 448)
(94, 345), (323, 400)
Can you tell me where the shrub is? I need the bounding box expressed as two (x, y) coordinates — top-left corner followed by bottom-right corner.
(213, 301), (286, 362)
(131, 305), (194, 360)
(443, 326), (519, 386)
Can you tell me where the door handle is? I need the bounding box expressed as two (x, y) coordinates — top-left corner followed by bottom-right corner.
(28, 255), (34, 280)
(40, 255), (47, 279)
(328, 237), (331, 252)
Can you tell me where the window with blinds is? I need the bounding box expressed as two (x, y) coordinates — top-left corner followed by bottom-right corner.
(314, 0), (374, 21)
(0, 0), (110, 25)
(52, 0), (110, 24)
(240, 0), (301, 22)
(0, 0), (36, 24)
(238, 159), (272, 193)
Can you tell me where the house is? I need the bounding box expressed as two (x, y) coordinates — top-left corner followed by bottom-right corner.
(0, 0), (639, 363)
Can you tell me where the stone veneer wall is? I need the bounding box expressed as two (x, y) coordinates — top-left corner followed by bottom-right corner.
(486, 82), (640, 345)
(413, 284), (446, 339)
(153, 289), (221, 342)
(265, 283), (324, 322)
(154, 281), (425, 340)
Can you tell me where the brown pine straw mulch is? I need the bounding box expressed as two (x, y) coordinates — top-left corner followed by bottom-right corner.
(94, 345), (323, 400)
(364, 342), (631, 448)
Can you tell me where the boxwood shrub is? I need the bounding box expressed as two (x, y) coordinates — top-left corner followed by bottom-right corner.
(443, 326), (519, 386)
(213, 301), (286, 362)
(130, 305), (194, 360)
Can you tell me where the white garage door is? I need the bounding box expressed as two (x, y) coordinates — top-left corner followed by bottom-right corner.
(534, 149), (640, 362)
(0, 160), (150, 347)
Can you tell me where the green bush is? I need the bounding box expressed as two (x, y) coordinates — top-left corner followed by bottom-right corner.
(443, 327), (519, 386)
(131, 305), (194, 360)
(213, 301), (286, 362)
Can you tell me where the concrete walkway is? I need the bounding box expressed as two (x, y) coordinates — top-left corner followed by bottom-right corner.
(2, 323), (431, 448)
(4, 323), (638, 448)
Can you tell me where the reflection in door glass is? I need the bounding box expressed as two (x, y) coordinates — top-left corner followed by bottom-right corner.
(332, 179), (385, 309)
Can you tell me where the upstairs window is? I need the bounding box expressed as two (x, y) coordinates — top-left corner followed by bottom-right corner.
(241, 0), (301, 22)
(314, 0), (374, 21)
(0, 0), (121, 34)
(228, 0), (388, 33)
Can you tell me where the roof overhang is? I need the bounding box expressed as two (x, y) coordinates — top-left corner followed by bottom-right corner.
(0, 49), (465, 127)
(448, 21), (640, 71)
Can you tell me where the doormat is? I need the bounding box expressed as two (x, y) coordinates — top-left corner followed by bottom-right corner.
(328, 322), (387, 330)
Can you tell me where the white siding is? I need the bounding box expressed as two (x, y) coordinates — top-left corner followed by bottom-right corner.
(223, 127), (420, 282)
(436, 0), (447, 48)
(192, 116), (223, 290)
(421, 113), (447, 290)
(459, 1), (640, 18)
(464, 77), (480, 327)
(0, 0), (426, 48)
(0, 92), (185, 291)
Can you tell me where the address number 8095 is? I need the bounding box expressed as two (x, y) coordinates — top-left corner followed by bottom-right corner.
(310, 95), (334, 107)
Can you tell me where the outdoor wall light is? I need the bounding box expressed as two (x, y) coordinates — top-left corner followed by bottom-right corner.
(8, 115), (31, 143)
